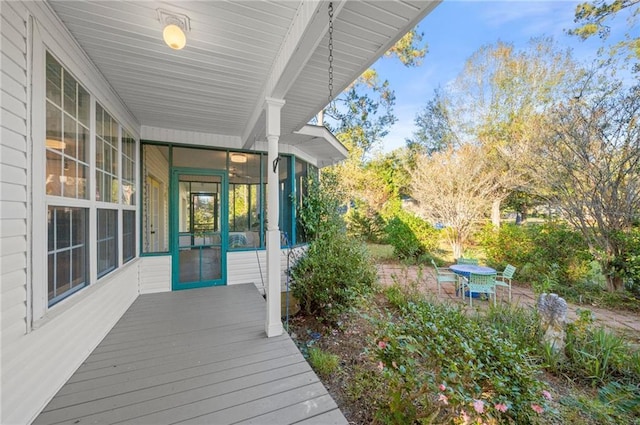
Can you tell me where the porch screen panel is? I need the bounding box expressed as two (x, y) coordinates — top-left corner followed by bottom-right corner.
(142, 144), (170, 253)
(228, 152), (262, 249)
(279, 156), (293, 246)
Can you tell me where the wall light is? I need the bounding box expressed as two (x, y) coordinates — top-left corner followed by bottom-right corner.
(157, 9), (191, 50)
(230, 153), (247, 163)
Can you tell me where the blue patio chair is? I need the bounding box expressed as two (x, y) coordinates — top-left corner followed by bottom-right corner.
(461, 272), (497, 307)
(495, 264), (516, 302)
(456, 257), (479, 265)
(430, 259), (459, 296)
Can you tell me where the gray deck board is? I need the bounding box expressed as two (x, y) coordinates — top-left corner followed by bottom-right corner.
(34, 284), (347, 425)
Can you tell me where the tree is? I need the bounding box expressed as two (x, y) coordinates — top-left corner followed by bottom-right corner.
(569, 0), (640, 59)
(410, 39), (581, 227)
(324, 28), (428, 216)
(537, 77), (640, 292)
(407, 87), (459, 156)
(409, 144), (505, 258)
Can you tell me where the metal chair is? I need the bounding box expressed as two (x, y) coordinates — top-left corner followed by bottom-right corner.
(431, 259), (459, 296)
(456, 257), (479, 265)
(495, 264), (516, 302)
(461, 272), (497, 307)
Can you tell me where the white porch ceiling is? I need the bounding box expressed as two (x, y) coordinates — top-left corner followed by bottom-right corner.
(47, 0), (440, 161)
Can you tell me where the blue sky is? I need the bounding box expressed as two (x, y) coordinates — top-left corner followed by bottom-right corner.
(371, 0), (636, 153)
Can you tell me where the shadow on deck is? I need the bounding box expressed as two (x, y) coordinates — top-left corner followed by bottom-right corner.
(34, 284), (347, 425)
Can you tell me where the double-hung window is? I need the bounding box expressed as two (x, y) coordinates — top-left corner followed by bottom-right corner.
(45, 52), (138, 305)
(46, 52), (90, 305)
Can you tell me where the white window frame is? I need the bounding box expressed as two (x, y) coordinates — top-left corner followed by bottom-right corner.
(30, 25), (139, 324)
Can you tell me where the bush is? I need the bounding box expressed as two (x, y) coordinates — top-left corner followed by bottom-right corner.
(479, 221), (593, 295)
(291, 173), (376, 322)
(373, 294), (550, 424)
(291, 230), (376, 321)
(345, 201), (386, 243)
(385, 211), (439, 260)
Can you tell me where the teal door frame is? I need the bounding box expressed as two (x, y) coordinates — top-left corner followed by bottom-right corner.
(171, 167), (228, 290)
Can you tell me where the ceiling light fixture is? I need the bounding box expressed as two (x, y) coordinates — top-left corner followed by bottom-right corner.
(157, 9), (191, 50)
(230, 153), (247, 164)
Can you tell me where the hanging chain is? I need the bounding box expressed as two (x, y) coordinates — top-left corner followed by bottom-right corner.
(327, 2), (334, 104)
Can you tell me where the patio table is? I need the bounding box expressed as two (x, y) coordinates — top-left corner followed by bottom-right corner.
(449, 264), (497, 297)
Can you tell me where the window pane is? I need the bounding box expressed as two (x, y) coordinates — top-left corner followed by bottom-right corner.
(123, 210), (135, 263)
(228, 153), (262, 249)
(97, 209), (117, 277)
(77, 85), (90, 127)
(46, 53), (62, 107)
(48, 206), (88, 305)
(142, 144), (170, 253)
(63, 114), (78, 160)
(63, 73), (77, 117)
(173, 147), (226, 169)
(46, 150), (63, 196)
(279, 156), (292, 246)
(95, 104), (119, 204)
(46, 102), (62, 150)
(121, 132), (136, 205)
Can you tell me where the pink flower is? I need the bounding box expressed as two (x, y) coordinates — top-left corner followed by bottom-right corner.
(494, 403), (508, 412)
(542, 390), (552, 400)
(439, 383), (447, 391)
(378, 340), (387, 349)
(461, 410), (471, 425)
(377, 361), (384, 371)
(473, 399), (484, 414)
(392, 361), (398, 369)
(438, 393), (449, 405)
(531, 404), (544, 414)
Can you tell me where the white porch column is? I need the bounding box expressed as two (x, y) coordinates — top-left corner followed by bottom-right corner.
(265, 97), (285, 337)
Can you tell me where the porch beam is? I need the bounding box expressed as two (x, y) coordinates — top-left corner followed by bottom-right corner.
(241, 0), (346, 148)
(265, 97), (286, 338)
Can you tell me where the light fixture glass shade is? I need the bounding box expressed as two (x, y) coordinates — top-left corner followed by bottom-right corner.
(163, 24), (186, 50)
(230, 153), (247, 163)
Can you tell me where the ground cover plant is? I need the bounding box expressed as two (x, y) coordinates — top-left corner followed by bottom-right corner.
(289, 256), (640, 424)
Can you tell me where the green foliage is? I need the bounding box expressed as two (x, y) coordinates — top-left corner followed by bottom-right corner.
(307, 347), (340, 378)
(296, 173), (343, 241)
(345, 202), (386, 243)
(373, 292), (550, 424)
(565, 319), (638, 385)
(479, 221), (593, 296)
(384, 211), (439, 260)
(292, 174), (376, 322)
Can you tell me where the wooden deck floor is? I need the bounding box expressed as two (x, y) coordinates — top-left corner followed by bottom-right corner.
(34, 284), (347, 425)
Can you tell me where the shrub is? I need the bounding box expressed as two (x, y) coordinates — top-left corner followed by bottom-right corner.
(479, 221), (593, 295)
(385, 211), (439, 260)
(291, 173), (376, 322)
(345, 201), (386, 243)
(291, 231), (376, 320)
(373, 298), (550, 424)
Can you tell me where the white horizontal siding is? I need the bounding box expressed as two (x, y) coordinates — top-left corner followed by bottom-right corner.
(138, 255), (172, 294)
(2, 263), (139, 425)
(227, 250), (267, 292)
(227, 246), (306, 292)
(0, 0), (28, 365)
